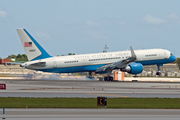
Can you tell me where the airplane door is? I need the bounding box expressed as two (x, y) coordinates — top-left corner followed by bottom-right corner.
(164, 52), (168, 59)
(78, 56), (88, 65)
(81, 56), (87, 65)
(53, 61), (57, 68)
(82, 59), (86, 64)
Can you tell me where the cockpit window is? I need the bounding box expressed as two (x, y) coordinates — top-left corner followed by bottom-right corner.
(170, 53), (173, 56)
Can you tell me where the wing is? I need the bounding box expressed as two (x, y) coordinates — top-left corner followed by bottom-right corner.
(95, 46), (136, 73)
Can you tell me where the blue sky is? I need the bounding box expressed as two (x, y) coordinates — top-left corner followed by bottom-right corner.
(1, 0), (180, 58)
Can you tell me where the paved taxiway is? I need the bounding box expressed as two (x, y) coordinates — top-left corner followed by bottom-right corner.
(1, 79), (180, 98)
(1, 109), (180, 120)
(1, 79), (180, 120)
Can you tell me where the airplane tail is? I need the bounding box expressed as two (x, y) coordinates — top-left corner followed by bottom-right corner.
(17, 28), (51, 61)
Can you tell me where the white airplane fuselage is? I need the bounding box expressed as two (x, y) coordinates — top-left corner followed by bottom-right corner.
(21, 48), (176, 73)
(16, 28), (176, 75)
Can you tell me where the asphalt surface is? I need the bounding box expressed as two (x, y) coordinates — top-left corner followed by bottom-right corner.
(1, 79), (180, 98)
(1, 109), (180, 120)
(1, 79), (180, 120)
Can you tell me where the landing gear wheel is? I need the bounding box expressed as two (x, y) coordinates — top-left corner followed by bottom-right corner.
(104, 76), (113, 81)
(156, 72), (161, 76)
(156, 64), (162, 76)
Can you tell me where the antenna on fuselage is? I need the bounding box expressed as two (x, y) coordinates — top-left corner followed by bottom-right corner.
(103, 45), (109, 53)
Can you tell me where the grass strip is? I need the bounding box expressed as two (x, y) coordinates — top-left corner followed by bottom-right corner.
(0, 97), (180, 109)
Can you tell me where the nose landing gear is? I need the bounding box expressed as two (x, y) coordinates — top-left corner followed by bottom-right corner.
(156, 64), (163, 76)
(87, 71), (95, 79)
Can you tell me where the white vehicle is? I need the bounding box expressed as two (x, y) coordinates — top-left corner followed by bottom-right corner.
(16, 29), (176, 81)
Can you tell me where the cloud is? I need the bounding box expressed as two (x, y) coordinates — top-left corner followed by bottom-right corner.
(118, 21), (127, 25)
(166, 13), (180, 19)
(85, 20), (101, 28)
(151, 27), (162, 32)
(35, 31), (52, 40)
(141, 14), (166, 24)
(0, 8), (7, 18)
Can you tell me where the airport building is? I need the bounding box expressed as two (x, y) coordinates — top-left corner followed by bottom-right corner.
(0, 63), (179, 78)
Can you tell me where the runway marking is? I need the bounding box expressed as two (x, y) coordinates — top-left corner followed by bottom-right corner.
(87, 93), (129, 98)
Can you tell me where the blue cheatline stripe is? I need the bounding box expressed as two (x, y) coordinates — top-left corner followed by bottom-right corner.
(23, 29), (52, 61)
(35, 55), (176, 74)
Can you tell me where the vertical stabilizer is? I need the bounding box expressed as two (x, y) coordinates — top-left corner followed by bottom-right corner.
(17, 29), (51, 61)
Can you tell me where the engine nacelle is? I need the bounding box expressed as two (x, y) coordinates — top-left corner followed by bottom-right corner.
(121, 63), (143, 74)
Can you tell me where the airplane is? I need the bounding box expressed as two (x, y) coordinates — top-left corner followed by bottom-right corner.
(13, 28), (176, 81)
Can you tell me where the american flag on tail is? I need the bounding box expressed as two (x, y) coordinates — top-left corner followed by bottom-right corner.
(24, 42), (32, 47)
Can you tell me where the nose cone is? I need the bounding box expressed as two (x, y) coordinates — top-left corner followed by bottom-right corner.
(169, 55), (177, 63)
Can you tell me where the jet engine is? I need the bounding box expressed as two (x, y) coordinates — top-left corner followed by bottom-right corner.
(121, 63), (143, 74)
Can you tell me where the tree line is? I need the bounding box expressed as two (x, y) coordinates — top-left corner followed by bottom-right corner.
(5, 54), (28, 61)
(0, 53), (76, 61)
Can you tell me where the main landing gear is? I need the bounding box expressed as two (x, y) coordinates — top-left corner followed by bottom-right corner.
(87, 72), (95, 79)
(156, 64), (163, 76)
(104, 69), (113, 81)
(104, 76), (113, 81)
(133, 74), (138, 78)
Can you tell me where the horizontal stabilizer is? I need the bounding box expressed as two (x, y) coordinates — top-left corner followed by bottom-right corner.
(29, 62), (46, 67)
(4, 62), (22, 66)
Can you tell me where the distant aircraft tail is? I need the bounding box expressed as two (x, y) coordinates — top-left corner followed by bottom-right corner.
(17, 28), (51, 61)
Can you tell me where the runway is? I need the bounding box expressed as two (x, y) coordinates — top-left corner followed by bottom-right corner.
(1, 79), (180, 98)
(1, 109), (180, 120)
(1, 79), (180, 120)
